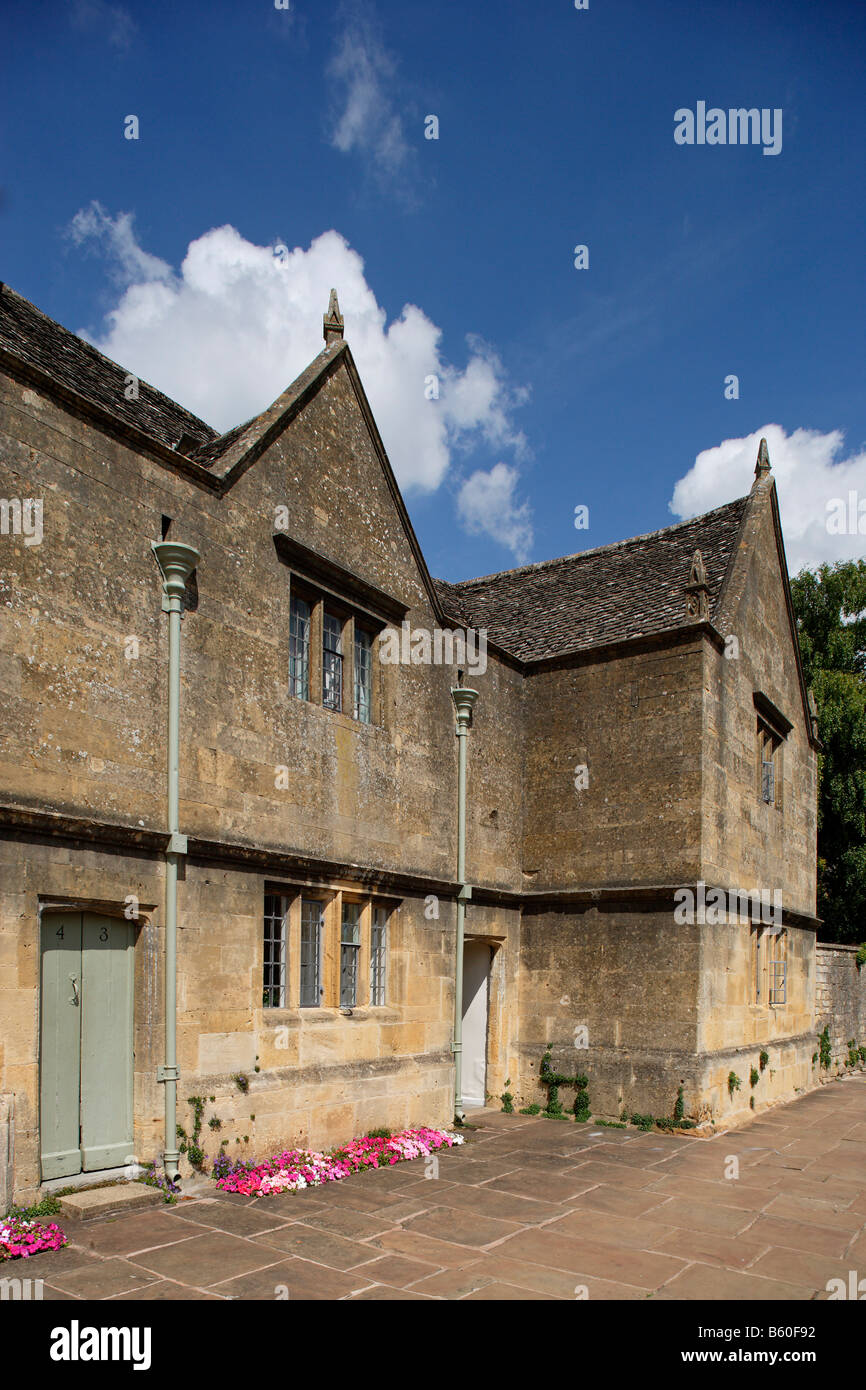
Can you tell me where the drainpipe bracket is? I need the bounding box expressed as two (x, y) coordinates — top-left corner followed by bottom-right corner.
(450, 1041), (462, 1054)
(157, 1065), (180, 1083)
(457, 884), (472, 902)
(166, 832), (188, 855)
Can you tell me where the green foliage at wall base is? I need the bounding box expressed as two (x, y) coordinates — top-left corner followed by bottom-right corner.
(818, 1026), (832, 1070)
(539, 1044), (590, 1122)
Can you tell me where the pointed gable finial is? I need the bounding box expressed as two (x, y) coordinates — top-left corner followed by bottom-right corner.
(688, 549), (707, 588)
(685, 548), (710, 622)
(755, 437), (771, 479)
(323, 288), (344, 345)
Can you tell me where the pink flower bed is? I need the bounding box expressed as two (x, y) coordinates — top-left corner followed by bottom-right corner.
(0, 1215), (67, 1261)
(215, 1126), (464, 1196)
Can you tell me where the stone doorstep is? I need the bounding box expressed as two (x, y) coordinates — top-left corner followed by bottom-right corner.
(59, 1185), (162, 1221)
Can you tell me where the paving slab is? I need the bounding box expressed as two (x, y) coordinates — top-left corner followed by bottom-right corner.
(744, 1214), (852, 1258)
(747, 1245), (856, 1294)
(642, 1196), (757, 1238)
(132, 1230), (284, 1284)
(652, 1228), (771, 1270)
(644, 1173), (777, 1210)
(462, 1252), (646, 1300)
(567, 1184), (673, 1219)
(485, 1171), (597, 1203)
(213, 1256), (361, 1301)
(367, 1227), (482, 1267)
(295, 1206), (398, 1241)
(351, 1254), (441, 1287)
(49, 1257), (161, 1299)
(408, 1265), (497, 1299)
(109, 1280), (223, 1301)
(421, 1181), (565, 1225)
(399, 1206), (523, 1248)
(500, 1227), (687, 1288)
(463, 1281), (557, 1299)
(763, 1192), (866, 1232)
(18, 1244), (103, 1277)
(547, 1208), (680, 1250)
(76, 1209), (202, 1258)
(565, 1159), (661, 1190)
(654, 1262), (816, 1301)
(347, 1284), (433, 1299)
(167, 1200), (291, 1238)
(254, 1221), (379, 1270)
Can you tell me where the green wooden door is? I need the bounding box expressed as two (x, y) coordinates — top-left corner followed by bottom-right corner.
(40, 913), (135, 1179)
(39, 913), (83, 1180)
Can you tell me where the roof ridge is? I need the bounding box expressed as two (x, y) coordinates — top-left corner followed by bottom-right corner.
(441, 497), (748, 590)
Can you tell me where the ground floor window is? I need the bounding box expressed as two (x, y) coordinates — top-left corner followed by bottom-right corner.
(262, 894), (288, 1007)
(300, 899), (324, 1006)
(750, 924), (788, 1006)
(262, 890), (396, 1009)
(370, 905), (389, 1004)
(769, 928), (787, 1005)
(340, 902), (361, 1006)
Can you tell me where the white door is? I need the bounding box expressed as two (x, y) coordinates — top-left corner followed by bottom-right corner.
(462, 941), (491, 1108)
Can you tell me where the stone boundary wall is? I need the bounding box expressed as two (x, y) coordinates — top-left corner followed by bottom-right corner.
(815, 943), (866, 1071)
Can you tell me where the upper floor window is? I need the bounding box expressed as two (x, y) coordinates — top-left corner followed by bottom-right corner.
(758, 719), (782, 806)
(354, 626), (372, 723)
(275, 532), (408, 727)
(753, 693), (791, 811)
(289, 596), (311, 700)
(323, 611), (344, 711)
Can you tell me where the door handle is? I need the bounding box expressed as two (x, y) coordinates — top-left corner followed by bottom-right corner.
(68, 974), (80, 1007)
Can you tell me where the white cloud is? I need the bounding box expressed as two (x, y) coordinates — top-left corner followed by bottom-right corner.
(68, 205), (529, 534)
(327, 4), (415, 197)
(69, 203), (172, 285)
(670, 423), (866, 575)
(457, 463), (534, 565)
(71, 0), (136, 51)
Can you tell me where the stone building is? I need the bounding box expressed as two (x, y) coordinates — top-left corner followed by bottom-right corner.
(0, 283), (821, 1205)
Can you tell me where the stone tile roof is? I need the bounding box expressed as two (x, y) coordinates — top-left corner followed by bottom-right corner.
(0, 282), (218, 452)
(0, 283), (751, 666)
(434, 498), (749, 662)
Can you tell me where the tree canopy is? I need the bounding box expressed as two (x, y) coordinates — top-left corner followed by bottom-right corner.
(790, 559), (866, 943)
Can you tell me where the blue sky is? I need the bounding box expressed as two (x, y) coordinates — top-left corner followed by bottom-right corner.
(2, 0), (865, 581)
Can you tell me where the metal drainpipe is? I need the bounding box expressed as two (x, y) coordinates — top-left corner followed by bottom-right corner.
(152, 541), (200, 1183)
(450, 686), (478, 1125)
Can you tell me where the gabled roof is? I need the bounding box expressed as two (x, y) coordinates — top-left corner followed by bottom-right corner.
(0, 282), (769, 674)
(0, 282), (218, 453)
(0, 282), (449, 624)
(434, 498), (749, 663)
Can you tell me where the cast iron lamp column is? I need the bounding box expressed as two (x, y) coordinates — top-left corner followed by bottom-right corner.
(450, 685), (478, 1125)
(152, 541), (200, 1183)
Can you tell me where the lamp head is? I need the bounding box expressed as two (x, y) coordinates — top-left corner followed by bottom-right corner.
(451, 686), (478, 724)
(152, 541), (200, 599)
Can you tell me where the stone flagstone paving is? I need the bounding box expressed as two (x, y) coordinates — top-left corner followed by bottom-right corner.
(21, 1075), (866, 1301)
